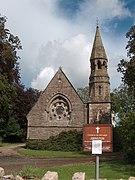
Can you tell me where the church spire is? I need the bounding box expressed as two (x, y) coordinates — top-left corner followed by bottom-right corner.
(90, 26), (107, 61)
(88, 25), (111, 124)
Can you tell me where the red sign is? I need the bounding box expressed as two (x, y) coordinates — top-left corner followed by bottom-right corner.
(83, 124), (113, 152)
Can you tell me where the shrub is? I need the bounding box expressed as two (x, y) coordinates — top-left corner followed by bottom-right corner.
(113, 126), (123, 152)
(26, 130), (82, 152)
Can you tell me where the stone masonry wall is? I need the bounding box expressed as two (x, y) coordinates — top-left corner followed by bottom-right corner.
(27, 68), (86, 140)
(89, 103), (111, 123)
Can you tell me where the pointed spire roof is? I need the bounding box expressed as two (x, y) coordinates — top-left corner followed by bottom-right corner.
(90, 26), (107, 60)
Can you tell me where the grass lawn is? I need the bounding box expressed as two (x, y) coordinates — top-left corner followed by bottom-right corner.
(18, 161), (135, 180)
(2, 146), (135, 179)
(19, 149), (90, 158)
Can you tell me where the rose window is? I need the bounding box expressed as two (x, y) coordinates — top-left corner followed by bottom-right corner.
(49, 96), (71, 121)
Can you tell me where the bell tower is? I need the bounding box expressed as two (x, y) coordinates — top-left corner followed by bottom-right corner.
(89, 26), (111, 124)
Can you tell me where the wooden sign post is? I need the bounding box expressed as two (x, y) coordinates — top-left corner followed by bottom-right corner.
(83, 124), (113, 152)
(83, 124), (113, 180)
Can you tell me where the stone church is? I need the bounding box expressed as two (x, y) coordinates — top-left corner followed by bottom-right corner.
(27, 26), (112, 140)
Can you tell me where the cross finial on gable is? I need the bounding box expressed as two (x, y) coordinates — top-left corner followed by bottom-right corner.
(96, 17), (99, 27)
(59, 66), (62, 71)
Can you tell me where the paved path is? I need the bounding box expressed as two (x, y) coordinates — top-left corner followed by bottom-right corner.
(0, 144), (25, 156)
(0, 144), (122, 174)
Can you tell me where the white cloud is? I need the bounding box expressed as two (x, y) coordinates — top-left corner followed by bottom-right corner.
(0, 0), (133, 91)
(74, 0), (131, 29)
(31, 34), (90, 90)
(31, 67), (55, 90)
(96, 0), (131, 18)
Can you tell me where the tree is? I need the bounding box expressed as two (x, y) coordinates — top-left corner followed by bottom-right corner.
(111, 85), (135, 117)
(0, 15), (40, 142)
(4, 117), (23, 142)
(77, 86), (89, 103)
(115, 25), (135, 163)
(0, 15), (22, 84)
(119, 112), (135, 164)
(12, 86), (40, 140)
(111, 85), (135, 153)
(0, 73), (16, 137)
(0, 15), (23, 141)
(117, 25), (135, 95)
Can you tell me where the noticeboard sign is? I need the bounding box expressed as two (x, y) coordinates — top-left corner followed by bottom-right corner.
(92, 140), (102, 154)
(83, 124), (113, 152)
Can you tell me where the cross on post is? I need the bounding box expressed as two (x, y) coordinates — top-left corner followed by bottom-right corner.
(96, 126), (100, 134)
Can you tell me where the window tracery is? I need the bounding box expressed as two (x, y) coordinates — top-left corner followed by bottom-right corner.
(48, 95), (71, 121)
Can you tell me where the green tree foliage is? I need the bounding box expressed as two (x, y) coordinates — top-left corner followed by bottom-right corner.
(12, 86), (40, 140)
(114, 25), (135, 163)
(77, 86), (89, 103)
(0, 15), (40, 142)
(111, 85), (135, 160)
(0, 15), (22, 84)
(117, 25), (135, 95)
(111, 85), (135, 117)
(4, 117), (23, 142)
(0, 73), (16, 136)
(0, 15), (23, 141)
(119, 112), (135, 164)
(111, 85), (134, 152)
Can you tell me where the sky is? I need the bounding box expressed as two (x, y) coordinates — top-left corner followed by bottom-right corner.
(0, 0), (135, 91)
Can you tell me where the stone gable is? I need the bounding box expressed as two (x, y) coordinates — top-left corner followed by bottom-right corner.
(27, 67), (86, 140)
